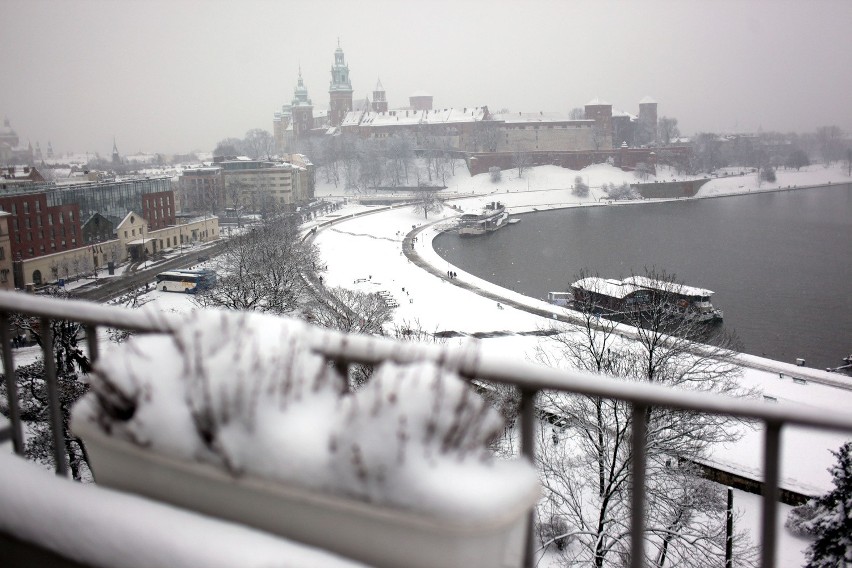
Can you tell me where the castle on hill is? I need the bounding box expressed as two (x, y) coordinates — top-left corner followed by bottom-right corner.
(273, 43), (680, 174)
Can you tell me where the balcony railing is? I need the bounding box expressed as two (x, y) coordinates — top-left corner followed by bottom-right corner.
(2, 290), (852, 568)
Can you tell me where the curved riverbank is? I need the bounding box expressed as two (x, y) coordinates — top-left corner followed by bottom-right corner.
(411, 208), (851, 391)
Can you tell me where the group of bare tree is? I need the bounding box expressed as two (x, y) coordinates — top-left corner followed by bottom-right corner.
(533, 268), (758, 567)
(213, 129), (276, 159)
(687, 126), (849, 176)
(298, 132), (457, 192)
(193, 216), (317, 315)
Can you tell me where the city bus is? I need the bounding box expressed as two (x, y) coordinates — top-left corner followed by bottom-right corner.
(156, 269), (217, 293)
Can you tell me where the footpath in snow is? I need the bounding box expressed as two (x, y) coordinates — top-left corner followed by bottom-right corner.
(309, 162), (851, 566)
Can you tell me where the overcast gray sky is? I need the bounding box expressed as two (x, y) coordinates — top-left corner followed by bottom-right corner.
(3, 0), (851, 156)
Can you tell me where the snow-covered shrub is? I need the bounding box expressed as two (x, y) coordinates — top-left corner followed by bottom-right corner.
(603, 182), (640, 200)
(329, 360), (510, 513)
(803, 441), (852, 567)
(81, 310), (344, 486)
(489, 166), (501, 183)
(539, 514), (571, 551)
(75, 309), (537, 516)
(785, 502), (818, 537)
(572, 175), (589, 197)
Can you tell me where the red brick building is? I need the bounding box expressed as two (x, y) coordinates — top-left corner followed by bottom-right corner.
(0, 193), (82, 261)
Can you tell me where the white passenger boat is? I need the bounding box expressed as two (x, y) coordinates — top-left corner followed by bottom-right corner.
(457, 202), (508, 236)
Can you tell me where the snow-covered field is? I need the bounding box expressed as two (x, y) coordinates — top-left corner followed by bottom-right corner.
(308, 161), (851, 567)
(5, 161), (850, 567)
(122, 161), (851, 566)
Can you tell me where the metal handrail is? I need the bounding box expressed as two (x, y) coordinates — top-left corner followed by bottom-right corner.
(2, 290), (852, 568)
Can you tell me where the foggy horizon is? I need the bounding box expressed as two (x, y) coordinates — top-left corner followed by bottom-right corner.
(3, 0), (851, 157)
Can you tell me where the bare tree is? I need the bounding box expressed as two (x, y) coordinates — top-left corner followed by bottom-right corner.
(243, 129), (276, 159)
(213, 137), (245, 158)
(658, 117), (680, 146)
(512, 145), (532, 178)
(194, 217), (318, 315)
(815, 125), (843, 166)
(785, 148), (810, 171)
(309, 287), (394, 337)
(386, 133), (414, 186)
(534, 268), (756, 567)
(411, 187), (444, 219)
(635, 162), (654, 181)
(568, 107), (585, 120)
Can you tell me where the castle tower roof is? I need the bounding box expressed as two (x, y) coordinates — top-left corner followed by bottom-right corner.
(586, 97), (611, 106)
(292, 67), (313, 107)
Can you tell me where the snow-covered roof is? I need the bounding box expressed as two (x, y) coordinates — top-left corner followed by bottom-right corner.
(639, 96), (657, 105)
(623, 276), (714, 298)
(571, 277), (643, 299)
(343, 107), (488, 128)
(409, 90), (432, 98)
(585, 97), (611, 106)
(492, 111), (592, 125)
(611, 109), (637, 120)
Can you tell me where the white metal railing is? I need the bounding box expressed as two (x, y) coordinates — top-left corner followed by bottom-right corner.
(2, 290), (852, 568)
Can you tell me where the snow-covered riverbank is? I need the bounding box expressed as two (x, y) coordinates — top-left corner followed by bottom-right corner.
(309, 161), (851, 567)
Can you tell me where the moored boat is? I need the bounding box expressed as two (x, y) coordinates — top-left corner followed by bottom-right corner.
(623, 276), (723, 322)
(550, 276), (723, 322)
(457, 202), (508, 236)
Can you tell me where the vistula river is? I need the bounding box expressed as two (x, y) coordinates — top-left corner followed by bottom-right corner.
(434, 183), (852, 372)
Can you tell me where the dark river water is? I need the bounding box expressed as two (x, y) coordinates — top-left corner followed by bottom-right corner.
(434, 184), (852, 371)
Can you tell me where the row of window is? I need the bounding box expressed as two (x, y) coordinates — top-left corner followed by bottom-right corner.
(22, 238), (76, 257)
(15, 223), (76, 244)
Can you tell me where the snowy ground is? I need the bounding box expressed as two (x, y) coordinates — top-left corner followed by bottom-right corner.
(6, 161), (850, 567)
(308, 161), (851, 567)
(107, 161), (852, 565)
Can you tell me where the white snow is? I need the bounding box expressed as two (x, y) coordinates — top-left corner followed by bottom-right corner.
(0, 452), (370, 568)
(74, 309), (539, 522)
(10, 159), (849, 565)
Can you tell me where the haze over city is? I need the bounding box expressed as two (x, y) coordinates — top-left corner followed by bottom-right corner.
(3, 0), (851, 155)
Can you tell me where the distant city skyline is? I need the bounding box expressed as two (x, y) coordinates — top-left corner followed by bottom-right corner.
(3, 0), (851, 156)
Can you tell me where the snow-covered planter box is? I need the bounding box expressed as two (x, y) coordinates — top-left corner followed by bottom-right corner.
(72, 310), (539, 568)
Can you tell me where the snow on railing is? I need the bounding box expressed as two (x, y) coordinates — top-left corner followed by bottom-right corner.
(2, 290), (852, 568)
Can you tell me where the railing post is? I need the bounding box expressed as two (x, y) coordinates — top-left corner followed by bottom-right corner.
(41, 318), (69, 477)
(726, 486), (734, 568)
(519, 387), (537, 568)
(0, 312), (25, 455)
(761, 421), (782, 568)
(630, 403), (647, 568)
(333, 359), (350, 393)
(85, 324), (99, 364)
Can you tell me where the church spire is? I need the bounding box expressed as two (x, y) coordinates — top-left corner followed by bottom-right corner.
(328, 40), (353, 127)
(372, 77), (387, 113)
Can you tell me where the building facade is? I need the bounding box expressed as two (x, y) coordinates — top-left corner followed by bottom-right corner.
(0, 193), (82, 261)
(43, 177), (175, 230)
(179, 166), (225, 213)
(0, 212), (13, 290)
(19, 215), (219, 288)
